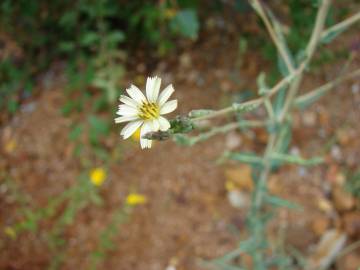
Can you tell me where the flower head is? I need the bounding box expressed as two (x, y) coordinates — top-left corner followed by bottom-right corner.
(4, 226), (16, 239)
(90, 168), (106, 186)
(115, 76), (177, 149)
(126, 193), (147, 206)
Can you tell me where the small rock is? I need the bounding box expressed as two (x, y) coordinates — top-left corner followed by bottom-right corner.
(333, 186), (355, 212)
(352, 83), (359, 94)
(290, 146), (300, 156)
(330, 145), (342, 161)
(307, 229), (347, 270)
(224, 166), (253, 191)
(220, 80), (231, 92)
(317, 197), (334, 214)
(20, 102), (37, 113)
(179, 53), (191, 68)
(343, 212), (360, 238)
(228, 190), (250, 209)
(336, 128), (355, 146)
(302, 111), (317, 127)
(311, 217), (330, 236)
(225, 132), (242, 150)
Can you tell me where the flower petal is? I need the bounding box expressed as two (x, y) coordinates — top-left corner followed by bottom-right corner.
(151, 119), (160, 131)
(157, 84), (174, 106)
(126, 85), (146, 104)
(115, 115), (139, 123)
(146, 76), (161, 103)
(119, 95), (140, 108)
(120, 120), (143, 139)
(160, 100), (178, 115)
(116, 104), (139, 116)
(158, 116), (171, 131)
(140, 121), (152, 149)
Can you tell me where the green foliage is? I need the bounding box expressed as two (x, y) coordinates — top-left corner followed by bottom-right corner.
(0, 0), (201, 116)
(170, 9), (199, 40)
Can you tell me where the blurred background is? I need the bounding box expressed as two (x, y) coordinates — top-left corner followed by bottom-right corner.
(1, 0), (360, 269)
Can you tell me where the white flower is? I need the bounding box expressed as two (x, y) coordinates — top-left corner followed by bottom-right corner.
(115, 76), (177, 149)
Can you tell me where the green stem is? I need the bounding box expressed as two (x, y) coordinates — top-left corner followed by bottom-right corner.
(279, 0), (331, 121)
(250, 0), (295, 73)
(192, 69), (299, 122)
(321, 11), (360, 41)
(295, 67), (360, 108)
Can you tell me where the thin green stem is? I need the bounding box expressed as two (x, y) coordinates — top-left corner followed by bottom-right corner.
(295, 67), (360, 108)
(192, 69), (300, 122)
(279, 0), (331, 121)
(188, 120), (265, 145)
(250, 3), (331, 268)
(250, 0), (295, 73)
(321, 11), (360, 41)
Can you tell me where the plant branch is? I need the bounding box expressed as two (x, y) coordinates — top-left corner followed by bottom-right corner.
(192, 68), (302, 122)
(321, 11), (360, 42)
(279, 0), (331, 121)
(295, 67), (360, 108)
(250, 0), (295, 73)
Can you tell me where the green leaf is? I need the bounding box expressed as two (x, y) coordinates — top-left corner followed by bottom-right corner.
(270, 153), (323, 166)
(273, 85), (287, 117)
(188, 109), (215, 118)
(170, 9), (199, 39)
(170, 116), (194, 133)
(265, 194), (301, 210)
(69, 124), (83, 141)
(257, 72), (269, 95)
(89, 116), (110, 135)
(294, 85), (329, 109)
(80, 32), (99, 47)
(277, 52), (290, 77)
(172, 134), (193, 146)
(88, 115), (110, 145)
(107, 31), (125, 44)
(225, 152), (263, 166)
(274, 122), (292, 155)
(232, 102), (259, 113)
(321, 23), (350, 44)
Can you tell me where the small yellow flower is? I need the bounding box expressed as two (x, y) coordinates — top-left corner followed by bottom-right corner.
(131, 127), (141, 142)
(4, 139), (16, 153)
(4, 226), (16, 239)
(126, 193), (147, 206)
(90, 168), (106, 186)
(225, 180), (236, 191)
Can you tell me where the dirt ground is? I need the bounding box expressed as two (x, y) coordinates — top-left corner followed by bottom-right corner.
(1, 10), (360, 270)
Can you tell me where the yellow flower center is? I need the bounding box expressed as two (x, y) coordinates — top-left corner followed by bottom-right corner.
(90, 168), (106, 186)
(138, 102), (159, 120)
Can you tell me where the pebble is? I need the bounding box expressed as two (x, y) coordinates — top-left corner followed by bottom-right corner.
(307, 229), (347, 270)
(330, 145), (342, 161)
(343, 212), (360, 238)
(311, 217), (330, 236)
(228, 190), (250, 209)
(351, 83), (359, 94)
(332, 186), (355, 212)
(302, 111), (317, 127)
(225, 132), (242, 150)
